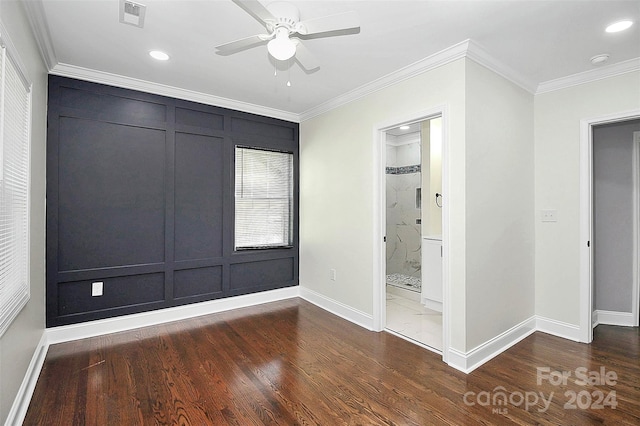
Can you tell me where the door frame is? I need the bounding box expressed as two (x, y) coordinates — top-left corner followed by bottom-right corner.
(633, 131), (640, 327)
(579, 109), (640, 343)
(372, 105), (449, 361)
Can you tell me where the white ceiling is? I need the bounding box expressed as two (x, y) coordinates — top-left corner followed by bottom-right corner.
(27, 0), (640, 120)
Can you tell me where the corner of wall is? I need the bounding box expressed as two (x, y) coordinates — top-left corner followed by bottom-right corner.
(447, 316), (537, 373)
(3, 332), (49, 426)
(463, 58), (536, 351)
(0, 2), (48, 424)
(299, 286), (374, 331)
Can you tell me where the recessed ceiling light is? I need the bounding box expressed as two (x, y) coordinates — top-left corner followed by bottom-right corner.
(149, 50), (170, 61)
(399, 125), (411, 130)
(605, 20), (633, 33)
(590, 54), (610, 65)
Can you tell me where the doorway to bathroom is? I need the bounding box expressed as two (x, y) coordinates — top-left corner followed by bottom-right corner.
(384, 116), (443, 352)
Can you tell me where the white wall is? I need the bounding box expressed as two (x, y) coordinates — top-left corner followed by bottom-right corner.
(427, 118), (443, 237)
(301, 57), (536, 354)
(535, 72), (640, 325)
(0, 1), (48, 423)
(388, 136), (421, 167)
(300, 58), (468, 350)
(464, 60), (535, 349)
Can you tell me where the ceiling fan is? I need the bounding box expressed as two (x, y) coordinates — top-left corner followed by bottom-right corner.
(215, 0), (360, 70)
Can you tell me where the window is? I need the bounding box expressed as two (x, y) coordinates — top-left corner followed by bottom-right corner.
(235, 146), (293, 249)
(0, 28), (31, 337)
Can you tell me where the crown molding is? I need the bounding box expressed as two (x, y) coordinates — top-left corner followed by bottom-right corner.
(15, 0), (639, 123)
(536, 57), (640, 94)
(21, 0), (297, 121)
(300, 39), (538, 122)
(21, 0), (57, 70)
(465, 40), (538, 94)
(50, 63), (300, 123)
(300, 40), (472, 122)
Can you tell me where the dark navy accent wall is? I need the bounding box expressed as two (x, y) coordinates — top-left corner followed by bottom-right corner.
(46, 75), (299, 327)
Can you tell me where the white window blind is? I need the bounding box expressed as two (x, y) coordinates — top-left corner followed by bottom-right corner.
(0, 33), (31, 337)
(235, 146), (293, 250)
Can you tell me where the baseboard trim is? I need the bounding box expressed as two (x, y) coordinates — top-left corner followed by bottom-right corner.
(447, 316), (537, 373)
(46, 287), (300, 344)
(535, 316), (581, 342)
(4, 332), (49, 426)
(422, 299), (443, 313)
(593, 310), (637, 327)
(299, 286), (374, 330)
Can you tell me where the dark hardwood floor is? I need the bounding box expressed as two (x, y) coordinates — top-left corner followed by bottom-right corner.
(24, 299), (640, 425)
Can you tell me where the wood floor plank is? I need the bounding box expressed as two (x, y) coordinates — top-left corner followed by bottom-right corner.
(24, 299), (640, 425)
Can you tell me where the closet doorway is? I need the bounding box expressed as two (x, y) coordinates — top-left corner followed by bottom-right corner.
(592, 121), (640, 328)
(579, 111), (640, 343)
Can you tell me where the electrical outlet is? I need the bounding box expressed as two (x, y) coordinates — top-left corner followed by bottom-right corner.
(92, 281), (103, 297)
(329, 269), (336, 281)
(541, 209), (557, 222)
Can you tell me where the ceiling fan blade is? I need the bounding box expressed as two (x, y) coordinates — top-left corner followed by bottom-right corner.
(293, 40), (319, 70)
(232, 0), (275, 28)
(215, 34), (271, 53)
(297, 11), (359, 35)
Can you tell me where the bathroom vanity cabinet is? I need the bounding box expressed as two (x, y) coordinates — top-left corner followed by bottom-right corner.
(421, 237), (442, 312)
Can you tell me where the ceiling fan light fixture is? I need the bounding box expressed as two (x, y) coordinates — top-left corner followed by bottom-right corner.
(267, 27), (296, 61)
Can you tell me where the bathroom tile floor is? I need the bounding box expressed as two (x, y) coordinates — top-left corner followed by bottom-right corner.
(386, 291), (442, 351)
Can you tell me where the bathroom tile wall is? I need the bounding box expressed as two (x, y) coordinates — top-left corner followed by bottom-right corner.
(386, 139), (422, 279)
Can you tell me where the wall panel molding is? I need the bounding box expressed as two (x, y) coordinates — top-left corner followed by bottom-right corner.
(47, 287), (300, 344)
(46, 75), (299, 327)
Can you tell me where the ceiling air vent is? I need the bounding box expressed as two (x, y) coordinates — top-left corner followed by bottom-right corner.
(119, 0), (146, 28)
